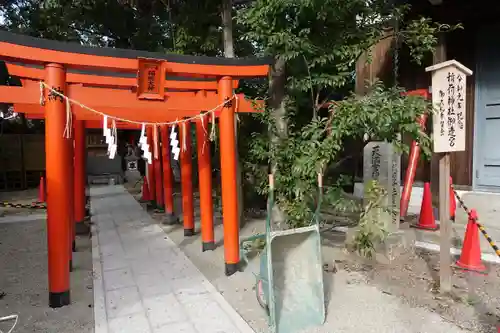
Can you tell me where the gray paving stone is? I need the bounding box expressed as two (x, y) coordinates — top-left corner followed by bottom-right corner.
(105, 286), (143, 319)
(102, 254), (128, 272)
(103, 267), (136, 291)
(108, 313), (151, 333)
(135, 272), (172, 298)
(90, 185), (255, 333)
(143, 293), (188, 329)
(153, 321), (197, 333)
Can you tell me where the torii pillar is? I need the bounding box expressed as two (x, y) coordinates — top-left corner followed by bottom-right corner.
(74, 119), (90, 235)
(196, 114), (214, 251)
(160, 125), (178, 224)
(218, 77), (240, 276)
(45, 63), (71, 307)
(146, 126), (156, 209)
(153, 126), (164, 210)
(180, 120), (195, 236)
(67, 122), (75, 271)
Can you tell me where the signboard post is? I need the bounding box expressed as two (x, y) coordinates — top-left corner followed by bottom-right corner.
(425, 60), (472, 292)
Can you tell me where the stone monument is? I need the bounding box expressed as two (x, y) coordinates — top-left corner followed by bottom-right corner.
(362, 141), (401, 232)
(359, 141), (417, 263)
(124, 143), (141, 184)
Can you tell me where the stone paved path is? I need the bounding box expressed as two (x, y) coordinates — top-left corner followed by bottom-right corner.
(90, 185), (254, 333)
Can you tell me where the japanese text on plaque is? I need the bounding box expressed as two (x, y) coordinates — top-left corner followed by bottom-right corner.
(146, 66), (158, 93)
(437, 71), (465, 148)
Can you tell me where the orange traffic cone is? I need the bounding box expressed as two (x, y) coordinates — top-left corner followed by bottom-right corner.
(455, 209), (487, 273)
(140, 177), (151, 203)
(38, 176), (46, 203)
(450, 176), (457, 221)
(413, 182), (438, 230)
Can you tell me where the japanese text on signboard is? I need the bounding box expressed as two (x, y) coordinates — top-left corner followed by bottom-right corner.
(438, 71), (465, 149)
(147, 67), (157, 92)
(446, 72), (456, 148)
(429, 62), (469, 153)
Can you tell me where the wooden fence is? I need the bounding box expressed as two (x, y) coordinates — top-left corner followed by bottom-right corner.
(0, 134), (45, 191)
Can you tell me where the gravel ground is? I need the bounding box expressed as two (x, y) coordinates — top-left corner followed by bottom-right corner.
(0, 216), (93, 333)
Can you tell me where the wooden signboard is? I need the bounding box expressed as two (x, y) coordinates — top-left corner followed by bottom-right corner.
(425, 60), (472, 153)
(137, 58), (165, 101)
(425, 60), (472, 294)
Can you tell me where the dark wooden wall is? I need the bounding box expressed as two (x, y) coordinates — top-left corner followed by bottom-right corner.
(0, 134), (45, 191)
(450, 27), (476, 187)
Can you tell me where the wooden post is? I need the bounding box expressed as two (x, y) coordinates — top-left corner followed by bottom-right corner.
(154, 126), (164, 210)
(426, 60), (472, 293)
(180, 120), (195, 236)
(160, 125), (177, 223)
(430, 34), (446, 210)
(196, 114), (215, 251)
(146, 126), (156, 208)
(74, 119), (89, 235)
(218, 77), (240, 276)
(45, 63), (71, 307)
(439, 154), (451, 291)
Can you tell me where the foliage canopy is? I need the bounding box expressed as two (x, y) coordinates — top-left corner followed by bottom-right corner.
(0, 0), (452, 233)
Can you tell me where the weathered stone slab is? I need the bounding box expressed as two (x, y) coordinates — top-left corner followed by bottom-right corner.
(363, 141), (401, 232)
(125, 144), (141, 183)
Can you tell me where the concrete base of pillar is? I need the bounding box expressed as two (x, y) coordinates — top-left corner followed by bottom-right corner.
(75, 222), (91, 235)
(153, 205), (165, 214)
(225, 262), (240, 277)
(162, 213), (179, 225)
(184, 228), (195, 237)
(146, 201), (157, 210)
(202, 242), (216, 252)
(49, 290), (70, 308)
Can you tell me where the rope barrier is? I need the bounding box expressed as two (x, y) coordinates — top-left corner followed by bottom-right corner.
(39, 81), (239, 127)
(476, 223), (500, 258)
(0, 202), (47, 210)
(451, 184), (500, 258)
(0, 314), (18, 333)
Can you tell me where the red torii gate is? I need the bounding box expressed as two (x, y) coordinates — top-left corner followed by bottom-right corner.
(0, 31), (270, 308)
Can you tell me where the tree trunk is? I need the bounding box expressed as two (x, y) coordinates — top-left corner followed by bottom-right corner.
(221, 0), (234, 58)
(221, 0), (245, 228)
(268, 57), (287, 229)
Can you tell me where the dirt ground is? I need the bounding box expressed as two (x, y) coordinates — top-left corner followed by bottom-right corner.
(126, 181), (500, 333)
(0, 190), (93, 333)
(322, 241), (500, 333)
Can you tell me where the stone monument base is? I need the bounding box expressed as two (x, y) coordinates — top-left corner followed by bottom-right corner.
(75, 222), (91, 235)
(125, 170), (141, 185)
